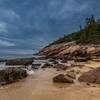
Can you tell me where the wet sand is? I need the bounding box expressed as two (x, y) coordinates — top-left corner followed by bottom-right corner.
(0, 62), (100, 100)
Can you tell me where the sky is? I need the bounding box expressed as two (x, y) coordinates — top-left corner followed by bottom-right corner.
(0, 0), (100, 58)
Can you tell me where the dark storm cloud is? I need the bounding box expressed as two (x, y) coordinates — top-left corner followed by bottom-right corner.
(0, 0), (100, 56)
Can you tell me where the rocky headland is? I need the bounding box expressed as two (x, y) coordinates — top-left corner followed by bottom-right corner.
(0, 16), (100, 87)
(37, 16), (100, 85)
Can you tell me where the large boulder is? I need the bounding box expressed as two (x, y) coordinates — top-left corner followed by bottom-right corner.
(6, 58), (33, 65)
(53, 74), (74, 83)
(0, 68), (27, 85)
(78, 67), (100, 84)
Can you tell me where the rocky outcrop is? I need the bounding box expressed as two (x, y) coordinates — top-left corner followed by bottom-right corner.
(53, 74), (74, 83)
(6, 58), (33, 65)
(0, 68), (27, 85)
(39, 43), (100, 59)
(78, 67), (100, 84)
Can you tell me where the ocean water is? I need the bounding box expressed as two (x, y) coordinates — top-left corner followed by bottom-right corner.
(0, 54), (34, 59)
(0, 62), (6, 70)
(0, 56), (49, 71)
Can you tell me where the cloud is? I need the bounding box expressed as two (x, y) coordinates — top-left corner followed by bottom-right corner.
(0, 39), (15, 46)
(0, 22), (8, 32)
(1, 49), (34, 55)
(0, 7), (20, 22)
(55, 0), (89, 18)
(0, 0), (100, 57)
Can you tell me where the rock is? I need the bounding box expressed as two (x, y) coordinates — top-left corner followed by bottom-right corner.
(0, 67), (27, 85)
(78, 67), (100, 84)
(66, 72), (76, 79)
(6, 58), (33, 65)
(32, 64), (41, 70)
(68, 69), (81, 75)
(54, 64), (68, 70)
(92, 58), (100, 62)
(52, 60), (58, 64)
(61, 56), (68, 63)
(86, 83), (91, 86)
(70, 69), (76, 73)
(95, 77), (100, 84)
(61, 59), (68, 63)
(0, 59), (7, 63)
(49, 59), (58, 64)
(53, 74), (74, 83)
(53, 61), (58, 65)
(74, 57), (91, 62)
(39, 43), (100, 60)
(41, 63), (53, 68)
(71, 63), (84, 68)
(76, 70), (81, 74)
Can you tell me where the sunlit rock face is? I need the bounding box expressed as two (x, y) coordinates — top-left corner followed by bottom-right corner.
(39, 43), (100, 58)
(78, 67), (100, 84)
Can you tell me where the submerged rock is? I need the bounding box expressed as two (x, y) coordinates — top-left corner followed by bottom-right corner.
(53, 74), (74, 83)
(78, 67), (100, 84)
(0, 67), (27, 85)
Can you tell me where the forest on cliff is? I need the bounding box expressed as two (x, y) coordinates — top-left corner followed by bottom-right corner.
(52, 15), (100, 45)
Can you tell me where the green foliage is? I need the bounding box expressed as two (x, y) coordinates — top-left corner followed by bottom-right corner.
(51, 15), (100, 45)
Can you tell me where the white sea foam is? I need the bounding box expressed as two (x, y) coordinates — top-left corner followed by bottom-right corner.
(0, 62), (25, 70)
(0, 62), (6, 70)
(26, 70), (35, 75)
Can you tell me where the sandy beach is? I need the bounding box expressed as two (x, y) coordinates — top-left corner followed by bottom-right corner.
(0, 60), (100, 100)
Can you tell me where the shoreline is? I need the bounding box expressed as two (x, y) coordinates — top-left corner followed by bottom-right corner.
(0, 60), (100, 100)
(0, 51), (100, 86)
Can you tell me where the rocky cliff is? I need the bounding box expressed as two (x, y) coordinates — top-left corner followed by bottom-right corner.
(39, 42), (100, 59)
(39, 16), (100, 59)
